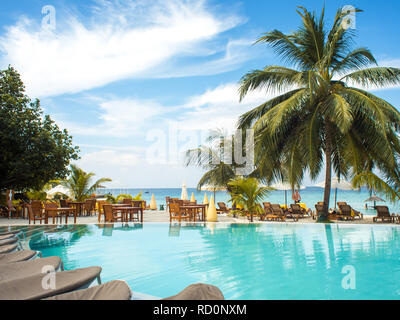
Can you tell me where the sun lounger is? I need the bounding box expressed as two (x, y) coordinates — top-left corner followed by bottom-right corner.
(0, 244), (18, 254)
(0, 266), (102, 300)
(0, 231), (23, 238)
(373, 206), (394, 223)
(0, 237), (19, 246)
(0, 257), (63, 282)
(0, 234), (16, 241)
(217, 202), (230, 214)
(271, 204), (298, 222)
(0, 250), (39, 264)
(162, 283), (224, 300)
(290, 204), (306, 218)
(44, 280), (132, 300)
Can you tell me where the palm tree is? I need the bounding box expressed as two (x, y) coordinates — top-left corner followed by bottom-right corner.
(185, 129), (240, 200)
(238, 6), (400, 221)
(61, 165), (111, 201)
(228, 177), (272, 222)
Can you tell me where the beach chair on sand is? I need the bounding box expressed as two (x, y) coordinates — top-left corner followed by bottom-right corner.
(217, 202), (230, 214)
(373, 206), (395, 223)
(337, 204), (363, 220)
(290, 204), (307, 218)
(0, 266), (102, 300)
(269, 204), (288, 222)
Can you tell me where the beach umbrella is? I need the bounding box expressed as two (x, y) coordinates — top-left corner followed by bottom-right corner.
(203, 193), (209, 205)
(47, 185), (71, 198)
(314, 177), (353, 209)
(270, 182), (305, 208)
(190, 192), (196, 203)
(365, 194), (385, 208)
(207, 195), (218, 222)
(181, 182), (188, 200)
(150, 194), (157, 210)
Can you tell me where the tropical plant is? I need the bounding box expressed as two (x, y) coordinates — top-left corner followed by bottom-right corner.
(237, 6), (400, 221)
(352, 171), (400, 203)
(0, 66), (80, 192)
(185, 129), (238, 200)
(26, 180), (61, 201)
(105, 194), (117, 204)
(61, 165), (111, 201)
(228, 177), (273, 222)
(132, 192), (143, 201)
(116, 194), (133, 202)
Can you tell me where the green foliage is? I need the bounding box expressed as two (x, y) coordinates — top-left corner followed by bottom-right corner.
(132, 192), (143, 201)
(0, 66), (80, 192)
(106, 194), (117, 204)
(116, 194), (133, 202)
(61, 164), (111, 201)
(228, 177), (273, 222)
(237, 6), (400, 216)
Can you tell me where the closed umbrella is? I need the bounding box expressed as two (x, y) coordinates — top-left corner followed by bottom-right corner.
(314, 177), (353, 209)
(181, 182), (188, 201)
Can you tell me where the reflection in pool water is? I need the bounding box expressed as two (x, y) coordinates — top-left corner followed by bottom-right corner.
(1, 223), (400, 300)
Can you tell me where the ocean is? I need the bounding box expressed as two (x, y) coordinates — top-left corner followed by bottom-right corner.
(97, 187), (400, 216)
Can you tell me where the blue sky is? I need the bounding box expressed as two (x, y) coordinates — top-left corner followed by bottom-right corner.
(1, 0), (400, 188)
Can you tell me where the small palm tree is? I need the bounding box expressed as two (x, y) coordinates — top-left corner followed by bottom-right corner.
(238, 6), (400, 221)
(185, 129), (238, 200)
(62, 165), (111, 201)
(228, 177), (273, 222)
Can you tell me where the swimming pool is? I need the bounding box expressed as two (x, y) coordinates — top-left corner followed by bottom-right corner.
(2, 222), (400, 300)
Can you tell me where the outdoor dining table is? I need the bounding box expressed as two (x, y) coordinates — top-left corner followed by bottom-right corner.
(111, 204), (144, 223)
(68, 201), (86, 216)
(44, 207), (77, 224)
(181, 204), (207, 222)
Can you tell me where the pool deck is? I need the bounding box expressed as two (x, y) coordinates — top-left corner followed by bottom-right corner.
(0, 210), (398, 226)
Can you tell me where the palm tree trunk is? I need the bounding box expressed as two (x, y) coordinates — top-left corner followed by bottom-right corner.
(320, 121), (332, 222)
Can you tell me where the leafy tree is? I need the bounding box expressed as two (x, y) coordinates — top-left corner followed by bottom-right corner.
(61, 164), (111, 201)
(228, 177), (272, 222)
(238, 7), (400, 220)
(0, 66), (79, 191)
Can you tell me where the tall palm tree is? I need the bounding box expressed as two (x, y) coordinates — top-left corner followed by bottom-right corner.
(228, 177), (272, 222)
(238, 6), (400, 220)
(61, 165), (111, 201)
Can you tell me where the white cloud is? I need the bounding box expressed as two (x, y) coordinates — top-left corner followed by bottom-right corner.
(0, 0), (245, 97)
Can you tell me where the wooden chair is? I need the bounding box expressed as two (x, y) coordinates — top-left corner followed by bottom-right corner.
(83, 199), (96, 216)
(60, 199), (69, 208)
(268, 204), (287, 222)
(168, 203), (190, 223)
(103, 204), (123, 223)
(27, 204), (45, 225)
(337, 204), (363, 220)
(44, 202), (59, 224)
(373, 206), (394, 223)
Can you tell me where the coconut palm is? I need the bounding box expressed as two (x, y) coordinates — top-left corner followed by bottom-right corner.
(228, 177), (273, 222)
(185, 129), (241, 200)
(238, 6), (400, 220)
(61, 165), (111, 201)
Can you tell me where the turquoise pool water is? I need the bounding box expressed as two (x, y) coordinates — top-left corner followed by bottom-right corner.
(2, 223), (400, 300)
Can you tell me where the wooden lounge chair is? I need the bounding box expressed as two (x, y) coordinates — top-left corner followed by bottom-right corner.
(217, 202), (230, 214)
(373, 206), (394, 223)
(290, 204), (306, 218)
(337, 204), (363, 221)
(270, 204), (288, 222)
(168, 203), (190, 223)
(45, 280), (132, 300)
(0, 266), (102, 300)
